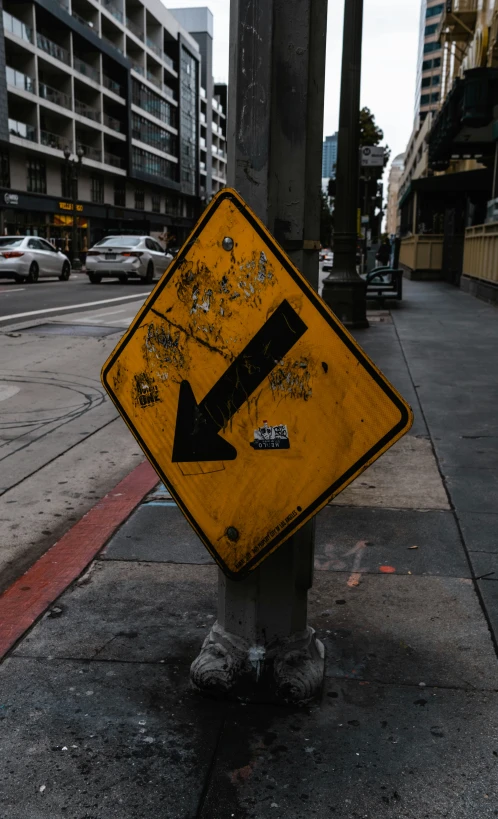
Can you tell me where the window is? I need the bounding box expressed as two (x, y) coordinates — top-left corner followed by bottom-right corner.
(426, 3), (444, 17)
(422, 59), (433, 71)
(91, 175), (104, 204)
(145, 238), (155, 250)
(60, 165), (77, 199)
(431, 92), (440, 102)
(152, 194), (161, 213)
(39, 239), (57, 252)
(132, 80), (177, 128)
(114, 179), (126, 207)
(432, 74), (441, 86)
(0, 150), (10, 188)
(425, 23), (438, 36)
(421, 94), (431, 105)
(28, 238), (43, 249)
(132, 113), (177, 155)
(27, 159), (46, 194)
(132, 147), (177, 181)
(422, 76), (431, 88)
(135, 190), (144, 210)
(180, 47), (197, 197)
(424, 41), (440, 54)
(433, 57), (441, 68)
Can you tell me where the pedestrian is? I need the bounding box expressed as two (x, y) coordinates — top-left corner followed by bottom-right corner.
(376, 237), (391, 267)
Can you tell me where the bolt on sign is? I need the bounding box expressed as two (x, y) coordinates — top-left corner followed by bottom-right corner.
(102, 188), (413, 579)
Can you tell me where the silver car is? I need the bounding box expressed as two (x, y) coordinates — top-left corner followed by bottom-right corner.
(85, 235), (174, 284)
(0, 236), (71, 283)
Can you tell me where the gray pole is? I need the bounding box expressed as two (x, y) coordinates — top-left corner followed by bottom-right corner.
(321, 0), (369, 328)
(190, 0), (327, 704)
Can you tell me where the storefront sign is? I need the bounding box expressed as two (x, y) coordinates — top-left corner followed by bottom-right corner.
(4, 193), (19, 206)
(59, 201), (84, 212)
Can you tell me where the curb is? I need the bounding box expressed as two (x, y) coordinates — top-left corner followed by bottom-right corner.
(0, 460), (158, 660)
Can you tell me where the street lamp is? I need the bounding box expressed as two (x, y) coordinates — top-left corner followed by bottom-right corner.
(321, 0), (368, 328)
(63, 145), (85, 267)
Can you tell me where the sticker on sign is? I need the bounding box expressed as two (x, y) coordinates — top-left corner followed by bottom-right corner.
(101, 188), (412, 579)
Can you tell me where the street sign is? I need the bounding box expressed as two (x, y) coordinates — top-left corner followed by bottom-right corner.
(361, 146), (385, 167)
(102, 188), (412, 579)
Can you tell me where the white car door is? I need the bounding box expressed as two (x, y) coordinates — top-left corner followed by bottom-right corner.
(26, 238), (49, 277)
(39, 239), (61, 275)
(148, 238), (168, 277)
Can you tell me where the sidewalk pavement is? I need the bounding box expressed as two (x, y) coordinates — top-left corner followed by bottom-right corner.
(1, 280), (497, 819)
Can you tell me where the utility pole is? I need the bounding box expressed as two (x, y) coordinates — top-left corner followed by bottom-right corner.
(63, 145), (84, 268)
(322, 0), (368, 328)
(190, 0), (328, 703)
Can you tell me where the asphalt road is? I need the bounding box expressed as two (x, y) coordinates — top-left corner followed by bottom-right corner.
(0, 272), (155, 328)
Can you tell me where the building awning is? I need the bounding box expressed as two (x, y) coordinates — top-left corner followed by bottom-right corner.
(398, 169), (492, 209)
(428, 68), (498, 168)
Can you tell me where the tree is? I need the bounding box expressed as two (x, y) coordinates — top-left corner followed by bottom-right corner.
(359, 107), (384, 147)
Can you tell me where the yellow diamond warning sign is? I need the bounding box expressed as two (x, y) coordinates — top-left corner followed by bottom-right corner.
(102, 188), (413, 579)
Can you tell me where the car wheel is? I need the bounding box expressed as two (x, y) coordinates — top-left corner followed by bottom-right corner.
(27, 262), (39, 283)
(118, 274), (128, 284)
(59, 261), (71, 281)
(14, 274), (26, 283)
(145, 262), (154, 284)
(88, 272), (102, 284)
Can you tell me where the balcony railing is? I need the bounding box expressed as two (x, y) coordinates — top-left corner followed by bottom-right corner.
(101, 0), (123, 24)
(39, 81), (72, 109)
(146, 37), (161, 57)
(6, 66), (35, 93)
(101, 34), (123, 54)
(104, 151), (124, 168)
(73, 57), (100, 83)
(37, 33), (70, 64)
(163, 53), (176, 72)
(126, 17), (144, 40)
(103, 74), (123, 96)
(72, 10), (94, 29)
(131, 62), (145, 76)
(163, 84), (176, 101)
(146, 71), (161, 88)
(103, 113), (122, 131)
(54, 0), (69, 10)
(3, 11), (33, 43)
(79, 143), (102, 162)
(40, 129), (69, 150)
(9, 119), (36, 141)
(75, 99), (101, 122)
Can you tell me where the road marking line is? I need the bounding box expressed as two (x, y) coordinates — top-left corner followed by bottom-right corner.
(0, 293), (151, 323)
(0, 288), (26, 294)
(0, 460), (158, 659)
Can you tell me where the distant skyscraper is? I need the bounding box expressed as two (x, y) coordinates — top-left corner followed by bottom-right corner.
(415, 1), (445, 123)
(322, 133), (338, 179)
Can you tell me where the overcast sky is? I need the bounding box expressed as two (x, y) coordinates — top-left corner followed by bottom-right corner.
(165, 0), (422, 166)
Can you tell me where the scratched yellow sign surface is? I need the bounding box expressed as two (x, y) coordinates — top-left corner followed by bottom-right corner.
(102, 188), (413, 579)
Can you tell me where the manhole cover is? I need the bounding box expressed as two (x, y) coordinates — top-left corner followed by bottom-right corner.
(20, 323), (120, 337)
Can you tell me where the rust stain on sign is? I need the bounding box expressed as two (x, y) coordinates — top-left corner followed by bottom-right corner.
(101, 188), (413, 579)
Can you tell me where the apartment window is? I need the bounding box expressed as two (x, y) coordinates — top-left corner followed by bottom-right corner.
(180, 47), (197, 197)
(131, 113), (177, 155)
(91, 175), (104, 204)
(422, 59), (433, 70)
(431, 92), (440, 103)
(165, 193), (180, 216)
(114, 179), (126, 207)
(432, 74), (441, 86)
(0, 150), (10, 188)
(421, 94), (431, 105)
(27, 159), (46, 194)
(135, 190), (144, 210)
(131, 79), (178, 128)
(151, 194), (161, 213)
(60, 165), (77, 199)
(425, 23), (438, 36)
(132, 147), (176, 181)
(433, 57), (441, 68)
(424, 41), (440, 54)
(426, 3), (444, 17)
(422, 76), (431, 88)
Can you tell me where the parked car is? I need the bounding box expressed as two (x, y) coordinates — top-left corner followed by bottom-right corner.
(85, 236), (174, 284)
(0, 236), (71, 283)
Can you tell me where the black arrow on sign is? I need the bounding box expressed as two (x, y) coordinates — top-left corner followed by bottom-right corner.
(172, 299), (308, 462)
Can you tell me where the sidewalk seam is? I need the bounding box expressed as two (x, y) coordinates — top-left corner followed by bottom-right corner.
(0, 459), (158, 661)
(391, 314), (498, 660)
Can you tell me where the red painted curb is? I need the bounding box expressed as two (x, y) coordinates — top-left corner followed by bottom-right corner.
(0, 460), (158, 660)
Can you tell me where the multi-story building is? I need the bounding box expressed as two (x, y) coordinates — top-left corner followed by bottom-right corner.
(415, 1), (445, 122)
(321, 133), (338, 180)
(0, 0), (203, 255)
(169, 7), (226, 202)
(385, 153), (404, 237)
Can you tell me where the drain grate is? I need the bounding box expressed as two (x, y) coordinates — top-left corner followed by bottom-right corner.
(20, 323), (121, 337)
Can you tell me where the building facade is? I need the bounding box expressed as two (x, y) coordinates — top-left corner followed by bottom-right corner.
(321, 133), (338, 180)
(385, 153), (404, 237)
(170, 7), (226, 202)
(0, 0), (204, 255)
(415, 0), (445, 122)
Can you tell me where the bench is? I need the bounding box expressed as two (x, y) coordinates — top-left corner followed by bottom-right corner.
(364, 267), (403, 303)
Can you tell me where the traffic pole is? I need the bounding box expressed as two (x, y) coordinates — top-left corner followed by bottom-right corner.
(321, 0), (369, 328)
(190, 0), (328, 704)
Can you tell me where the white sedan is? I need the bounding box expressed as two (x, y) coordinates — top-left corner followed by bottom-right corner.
(85, 235), (174, 284)
(0, 236), (71, 282)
